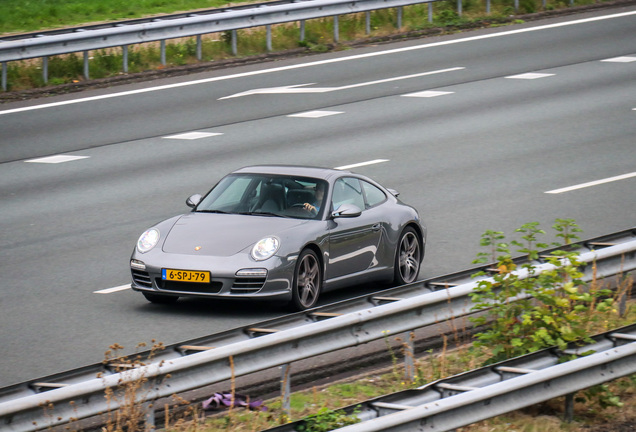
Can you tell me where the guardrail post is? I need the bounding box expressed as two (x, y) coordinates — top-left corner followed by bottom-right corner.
(231, 30), (238, 56)
(160, 40), (166, 65)
(281, 364), (292, 418)
(457, 0), (462, 17)
(397, 7), (403, 29)
(299, 20), (306, 42)
(143, 400), (155, 431)
(42, 56), (48, 84)
(122, 45), (128, 73)
(619, 287), (628, 316)
(1, 62), (6, 91)
(266, 25), (272, 51)
(514, 0), (519, 12)
(403, 332), (415, 381)
(564, 393), (575, 422)
(365, 12), (371, 34)
(83, 51), (89, 80)
(486, 0), (491, 14)
(196, 35), (202, 60)
(333, 15), (340, 43)
(428, 3), (433, 23)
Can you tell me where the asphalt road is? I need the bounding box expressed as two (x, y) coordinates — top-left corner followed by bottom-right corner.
(0, 6), (635, 387)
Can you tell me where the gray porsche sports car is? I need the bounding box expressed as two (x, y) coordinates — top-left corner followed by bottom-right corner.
(130, 165), (426, 310)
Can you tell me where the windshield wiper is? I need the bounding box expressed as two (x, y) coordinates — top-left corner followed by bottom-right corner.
(196, 209), (230, 214)
(239, 211), (290, 218)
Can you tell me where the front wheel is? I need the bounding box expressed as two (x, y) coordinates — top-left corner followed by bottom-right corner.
(142, 292), (179, 304)
(394, 227), (422, 285)
(290, 249), (322, 311)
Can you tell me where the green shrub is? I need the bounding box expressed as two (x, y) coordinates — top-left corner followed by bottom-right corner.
(469, 219), (614, 364)
(296, 407), (361, 432)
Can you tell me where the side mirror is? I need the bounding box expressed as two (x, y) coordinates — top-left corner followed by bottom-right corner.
(332, 203), (362, 218)
(186, 194), (202, 208)
(387, 188), (400, 197)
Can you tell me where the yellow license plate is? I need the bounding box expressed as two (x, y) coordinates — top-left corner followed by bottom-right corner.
(162, 269), (210, 283)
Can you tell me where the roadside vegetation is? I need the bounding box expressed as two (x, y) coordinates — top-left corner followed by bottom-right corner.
(1, 0), (610, 92)
(52, 219), (634, 432)
(0, 0), (234, 34)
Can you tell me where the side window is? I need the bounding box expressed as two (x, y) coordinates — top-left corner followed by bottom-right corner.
(361, 181), (386, 208)
(332, 178), (365, 210)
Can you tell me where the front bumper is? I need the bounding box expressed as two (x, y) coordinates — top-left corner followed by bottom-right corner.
(130, 250), (297, 301)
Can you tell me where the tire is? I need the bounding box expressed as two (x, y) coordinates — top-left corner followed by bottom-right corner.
(290, 249), (322, 311)
(142, 292), (179, 304)
(394, 227), (422, 285)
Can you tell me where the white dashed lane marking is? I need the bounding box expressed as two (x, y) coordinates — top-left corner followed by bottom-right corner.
(288, 110), (343, 118)
(402, 90), (454, 98)
(94, 284), (131, 294)
(546, 172), (636, 194)
(163, 132), (223, 140)
(335, 159), (389, 170)
(506, 73), (555, 80)
(601, 56), (636, 63)
(25, 155), (90, 164)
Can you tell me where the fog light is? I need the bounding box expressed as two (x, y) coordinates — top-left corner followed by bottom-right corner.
(236, 268), (267, 277)
(130, 259), (146, 270)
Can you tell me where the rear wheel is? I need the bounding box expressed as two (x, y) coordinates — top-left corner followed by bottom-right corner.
(394, 227), (421, 285)
(290, 249), (322, 311)
(142, 292), (179, 304)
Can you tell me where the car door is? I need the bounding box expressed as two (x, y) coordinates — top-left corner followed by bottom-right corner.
(326, 177), (383, 280)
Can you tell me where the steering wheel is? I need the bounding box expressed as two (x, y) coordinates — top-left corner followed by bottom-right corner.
(290, 203), (316, 215)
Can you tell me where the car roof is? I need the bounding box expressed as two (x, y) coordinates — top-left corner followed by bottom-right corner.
(232, 165), (352, 181)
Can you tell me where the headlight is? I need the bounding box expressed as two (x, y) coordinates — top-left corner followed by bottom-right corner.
(137, 228), (160, 253)
(251, 237), (280, 261)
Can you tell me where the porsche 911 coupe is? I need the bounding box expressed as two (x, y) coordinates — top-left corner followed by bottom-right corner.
(130, 165), (426, 310)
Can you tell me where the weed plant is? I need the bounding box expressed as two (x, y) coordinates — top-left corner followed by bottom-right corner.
(100, 340), (172, 432)
(469, 219), (628, 364)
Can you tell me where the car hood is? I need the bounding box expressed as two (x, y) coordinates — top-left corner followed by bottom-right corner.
(161, 212), (308, 256)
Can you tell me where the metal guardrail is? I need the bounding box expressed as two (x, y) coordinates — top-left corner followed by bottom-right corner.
(267, 323), (636, 432)
(0, 0), (433, 62)
(0, 228), (634, 431)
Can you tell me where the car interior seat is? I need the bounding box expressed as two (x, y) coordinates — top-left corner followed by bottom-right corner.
(259, 183), (285, 212)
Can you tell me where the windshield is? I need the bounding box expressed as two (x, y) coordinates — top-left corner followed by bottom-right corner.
(196, 174), (328, 220)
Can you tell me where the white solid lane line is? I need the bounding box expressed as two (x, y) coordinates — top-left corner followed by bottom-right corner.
(94, 284), (131, 294)
(2, 10), (635, 116)
(546, 172), (636, 194)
